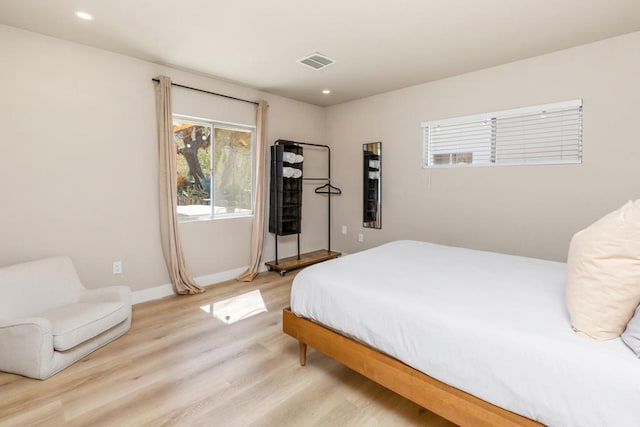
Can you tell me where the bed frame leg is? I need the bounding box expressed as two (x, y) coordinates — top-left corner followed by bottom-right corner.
(299, 341), (307, 366)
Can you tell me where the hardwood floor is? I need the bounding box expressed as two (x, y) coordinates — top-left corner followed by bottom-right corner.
(0, 271), (456, 427)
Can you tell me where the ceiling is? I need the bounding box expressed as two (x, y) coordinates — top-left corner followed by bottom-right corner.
(1, 0), (640, 107)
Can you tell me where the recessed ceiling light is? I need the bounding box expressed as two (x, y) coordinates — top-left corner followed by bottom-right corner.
(322, 89), (331, 94)
(75, 11), (94, 20)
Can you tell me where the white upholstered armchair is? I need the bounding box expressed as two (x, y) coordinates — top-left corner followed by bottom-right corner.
(0, 256), (132, 379)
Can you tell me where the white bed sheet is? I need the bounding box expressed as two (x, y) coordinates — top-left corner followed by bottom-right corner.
(290, 240), (640, 427)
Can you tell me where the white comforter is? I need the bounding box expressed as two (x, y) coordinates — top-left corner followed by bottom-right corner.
(291, 240), (640, 427)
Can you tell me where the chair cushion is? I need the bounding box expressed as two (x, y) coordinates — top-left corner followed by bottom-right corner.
(0, 256), (84, 319)
(39, 302), (129, 351)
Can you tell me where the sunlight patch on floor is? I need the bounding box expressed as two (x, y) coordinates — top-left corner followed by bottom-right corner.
(200, 289), (267, 324)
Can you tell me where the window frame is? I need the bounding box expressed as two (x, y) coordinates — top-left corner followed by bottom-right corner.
(422, 99), (583, 169)
(173, 114), (255, 222)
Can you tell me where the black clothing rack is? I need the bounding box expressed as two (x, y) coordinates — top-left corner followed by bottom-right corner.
(272, 139), (341, 264)
(314, 183), (342, 195)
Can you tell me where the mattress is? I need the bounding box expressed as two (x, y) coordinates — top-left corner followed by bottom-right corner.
(290, 240), (640, 427)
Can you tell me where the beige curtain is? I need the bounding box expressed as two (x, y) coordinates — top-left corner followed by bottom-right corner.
(154, 75), (205, 295)
(237, 100), (269, 282)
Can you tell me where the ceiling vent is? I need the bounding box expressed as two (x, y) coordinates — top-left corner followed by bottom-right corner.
(298, 52), (335, 70)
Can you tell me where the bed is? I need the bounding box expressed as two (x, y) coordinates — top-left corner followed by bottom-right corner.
(283, 240), (640, 427)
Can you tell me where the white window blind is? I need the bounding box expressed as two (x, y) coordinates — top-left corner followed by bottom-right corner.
(422, 99), (582, 168)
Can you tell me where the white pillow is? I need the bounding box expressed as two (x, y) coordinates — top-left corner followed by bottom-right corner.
(622, 304), (640, 357)
(566, 200), (640, 340)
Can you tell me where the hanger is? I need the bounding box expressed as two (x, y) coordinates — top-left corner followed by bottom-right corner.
(314, 183), (342, 195)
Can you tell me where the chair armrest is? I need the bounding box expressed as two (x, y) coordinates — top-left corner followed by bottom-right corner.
(0, 318), (54, 379)
(79, 286), (132, 305)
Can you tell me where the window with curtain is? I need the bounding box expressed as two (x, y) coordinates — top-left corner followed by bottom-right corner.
(422, 99), (582, 168)
(173, 115), (254, 220)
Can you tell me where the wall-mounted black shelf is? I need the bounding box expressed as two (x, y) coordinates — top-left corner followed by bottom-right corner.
(269, 142), (303, 236)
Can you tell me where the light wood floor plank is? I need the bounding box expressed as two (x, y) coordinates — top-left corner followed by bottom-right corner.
(0, 271), (455, 426)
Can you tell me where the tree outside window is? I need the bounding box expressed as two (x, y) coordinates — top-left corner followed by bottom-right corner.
(173, 117), (253, 219)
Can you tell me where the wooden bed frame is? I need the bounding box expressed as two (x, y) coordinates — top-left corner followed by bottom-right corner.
(283, 308), (543, 427)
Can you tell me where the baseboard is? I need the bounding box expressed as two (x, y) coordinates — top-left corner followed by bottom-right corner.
(132, 283), (174, 305)
(132, 265), (267, 305)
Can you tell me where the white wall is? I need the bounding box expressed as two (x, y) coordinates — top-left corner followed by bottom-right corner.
(3, 24), (637, 295)
(327, 31), (640, 261)
(0, 24), (327, 292)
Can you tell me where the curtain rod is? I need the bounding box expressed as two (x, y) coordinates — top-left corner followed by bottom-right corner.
(152, 78), (259, 106)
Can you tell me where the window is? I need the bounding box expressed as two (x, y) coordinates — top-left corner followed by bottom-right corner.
(422, 99), (582, 168)
(173, 116), (254, 219)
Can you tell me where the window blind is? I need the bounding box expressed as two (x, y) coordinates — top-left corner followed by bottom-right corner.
(422, 99), (582, 168)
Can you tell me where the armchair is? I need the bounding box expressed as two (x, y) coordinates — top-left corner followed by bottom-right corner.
(0, 256), (131, 379)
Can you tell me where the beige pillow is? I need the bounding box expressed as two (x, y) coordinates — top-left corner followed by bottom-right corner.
(566, 200), (640, 340)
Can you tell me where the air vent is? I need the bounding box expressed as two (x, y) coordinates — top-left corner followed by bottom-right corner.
(297, 53), (335, 70)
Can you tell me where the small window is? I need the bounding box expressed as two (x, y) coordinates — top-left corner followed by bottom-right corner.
(422, 100), (582, 168)
(173, 116), (254, 220)
(433, 152), (474, 165)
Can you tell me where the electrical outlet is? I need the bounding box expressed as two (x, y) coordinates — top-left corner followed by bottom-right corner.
(112, 261), (122, 275)
(341, 225), (347, 235)
(358, 233), (364, 243)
